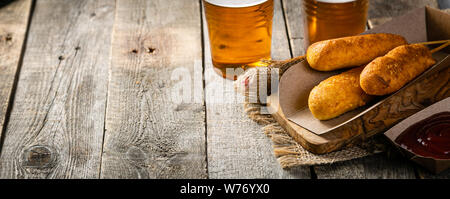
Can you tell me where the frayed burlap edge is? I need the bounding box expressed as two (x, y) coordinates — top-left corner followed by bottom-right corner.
(234, 57), (389, 169)
(243, 100), (387, 169)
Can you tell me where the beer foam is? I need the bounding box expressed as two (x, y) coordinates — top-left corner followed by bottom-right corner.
(204, 0), (269, 8)
(317, 0), (356, 3)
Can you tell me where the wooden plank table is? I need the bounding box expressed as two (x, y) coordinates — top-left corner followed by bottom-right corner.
(0, 0), (448, 179)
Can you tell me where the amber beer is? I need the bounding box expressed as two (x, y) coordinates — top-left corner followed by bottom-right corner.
(204, 0), (274, 79)
(303, 0), (368, 47)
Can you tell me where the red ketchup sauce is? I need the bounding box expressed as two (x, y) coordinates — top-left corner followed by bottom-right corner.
(395, 112), (450, 159)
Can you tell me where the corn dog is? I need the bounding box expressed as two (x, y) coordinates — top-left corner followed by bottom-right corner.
(306, 33), (408, 71)
(360, 44), (436, 96)
(308, 66), (373, 120)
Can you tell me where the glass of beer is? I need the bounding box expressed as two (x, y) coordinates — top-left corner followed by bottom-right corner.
(203, 0), (274, 79)
(303, 0), (369, 47)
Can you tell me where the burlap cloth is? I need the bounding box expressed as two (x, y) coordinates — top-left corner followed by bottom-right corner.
(234, 57), (389, 169)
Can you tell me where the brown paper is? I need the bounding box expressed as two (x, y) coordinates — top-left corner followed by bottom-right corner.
(384, 97), (450, 174)
(279, 7), (450, 135)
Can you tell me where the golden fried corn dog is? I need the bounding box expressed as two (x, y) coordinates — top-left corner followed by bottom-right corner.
(308, 67), (373, 120)
(306, 33), (407, 71)
(360, 44), (436, 96)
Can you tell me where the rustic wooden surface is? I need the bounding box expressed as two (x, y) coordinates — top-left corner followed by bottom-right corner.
(0, 0), (448, 179)
(368, 0), (439, 27)
(0, 0), (114, 178)
(0, 0), (31, 149)
(100, 0), (207, 179)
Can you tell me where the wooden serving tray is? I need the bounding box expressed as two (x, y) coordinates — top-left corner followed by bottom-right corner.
(268, 57), (450, 155)
(266, 7), (450, 154)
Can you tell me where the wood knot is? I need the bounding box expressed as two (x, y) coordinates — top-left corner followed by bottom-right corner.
(21, 145), (56, 169)
(0, 33), (13, 42)
(5, 34), (12, 41)
(58, 55), (65, 61)
(131, 47), (156, 55)
(147, 47), (156, 54)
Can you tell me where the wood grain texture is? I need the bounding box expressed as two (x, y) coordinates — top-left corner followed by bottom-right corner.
(281, 0), (304, 57)
(361, 67), (450, 137)
(204, 0), (310, 179)
(0, 0), (32, 148)
(0, 0), (114, 179)
(368, 0), (439, 28)
(100, 0), (207, 179)
(314, 153), (416, 179)
(280, 0), (421, 179)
